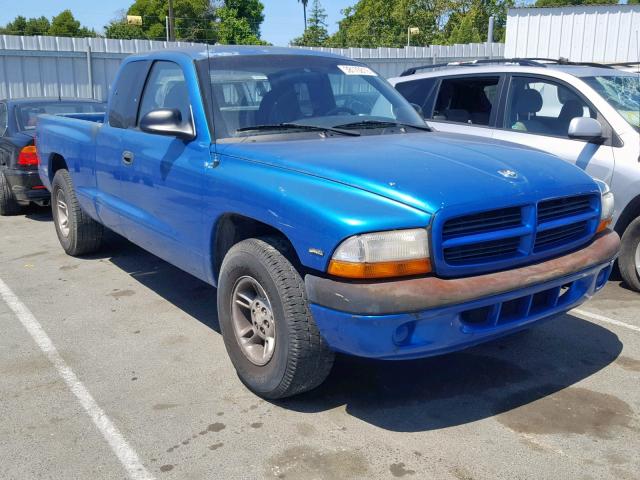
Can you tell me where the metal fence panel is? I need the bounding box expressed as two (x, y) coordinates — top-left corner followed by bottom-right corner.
(505, 5), (640, 62)
(0, 34), (505, 101)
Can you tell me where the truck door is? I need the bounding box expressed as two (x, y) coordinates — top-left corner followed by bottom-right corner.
(115, 60), (209, 278)
(94, 60), (151, 231)
(492, 75), (615, 185)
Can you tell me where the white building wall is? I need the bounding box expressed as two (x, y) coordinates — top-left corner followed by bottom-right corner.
(505, 4), (640, 63)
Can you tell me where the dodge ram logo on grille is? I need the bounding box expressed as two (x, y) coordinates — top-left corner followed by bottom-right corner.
(498, 169), (518, 179)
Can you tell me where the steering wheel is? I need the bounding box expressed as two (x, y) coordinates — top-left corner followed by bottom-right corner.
(326, 106), (357, 116)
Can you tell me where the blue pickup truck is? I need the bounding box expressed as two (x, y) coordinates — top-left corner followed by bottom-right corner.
(37, 46), (620, 399)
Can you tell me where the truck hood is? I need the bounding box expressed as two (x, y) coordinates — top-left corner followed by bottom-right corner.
(219, 132), (597, 213)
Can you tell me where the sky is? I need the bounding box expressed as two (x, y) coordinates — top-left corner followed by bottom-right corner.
(0, 0), (356, 46)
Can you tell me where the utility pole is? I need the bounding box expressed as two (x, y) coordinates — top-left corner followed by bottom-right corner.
(487, 16), (494, 59)
(168, 0), (175, 42)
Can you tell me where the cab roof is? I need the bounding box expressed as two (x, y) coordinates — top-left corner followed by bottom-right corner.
(130, 45), (347, 62)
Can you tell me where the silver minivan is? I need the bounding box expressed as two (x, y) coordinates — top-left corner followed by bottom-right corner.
(390, 59), (640, 291)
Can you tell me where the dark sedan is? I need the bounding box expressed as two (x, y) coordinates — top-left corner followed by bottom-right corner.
(0, 98), (106, 215)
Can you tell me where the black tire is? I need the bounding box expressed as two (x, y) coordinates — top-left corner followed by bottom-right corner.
(0, 171), (21, 216)
(217, 237), (334, 399)
(51, 169), (103, 256)
(619, 217), (640, 292)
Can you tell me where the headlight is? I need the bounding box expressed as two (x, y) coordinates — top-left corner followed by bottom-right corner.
(328, 228), (431, 279)
(596, 181), (614, 233)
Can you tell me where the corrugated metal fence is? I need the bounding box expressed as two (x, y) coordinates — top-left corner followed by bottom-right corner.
(0, 34), (504, 101)
(505, 4), (640, 63)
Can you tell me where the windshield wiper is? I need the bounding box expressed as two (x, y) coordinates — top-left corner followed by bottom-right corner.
(236, 123), (360, 136)
(334, 120), (431, 132)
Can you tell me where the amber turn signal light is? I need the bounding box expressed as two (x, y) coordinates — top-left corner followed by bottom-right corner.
(328, 258), (432, 279)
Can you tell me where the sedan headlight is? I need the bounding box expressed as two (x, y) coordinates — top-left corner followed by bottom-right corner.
(596, 181), (614, 233)
(328, 228), (431, 279)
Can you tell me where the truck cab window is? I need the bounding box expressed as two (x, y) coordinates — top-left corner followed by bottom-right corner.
(0, 103), (7, 136)
(138, 61), (191, 127)
(432, 76), (500, 126)
(108, 60), (150, 129)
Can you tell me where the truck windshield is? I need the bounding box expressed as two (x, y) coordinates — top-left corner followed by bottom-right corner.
(16, 102), (105, 131)
(582, 74), (640, 131)
(196, 54), (427, 140)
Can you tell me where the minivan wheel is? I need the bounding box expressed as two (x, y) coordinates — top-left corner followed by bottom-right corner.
(619, 217), (640, 292)
(51, 169), (103, 256)
(0, 172), (21, 216)
(217, 237), (334, 399)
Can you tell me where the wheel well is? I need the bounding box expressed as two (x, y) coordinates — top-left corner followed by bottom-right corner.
(48, 154), (68, 182)
(614, 194), (640, 238)
(212, 214), (301, 281)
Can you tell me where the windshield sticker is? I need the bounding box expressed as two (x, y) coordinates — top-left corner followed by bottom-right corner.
(338, 65), (377, 76)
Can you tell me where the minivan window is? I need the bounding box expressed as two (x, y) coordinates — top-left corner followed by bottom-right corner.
(505, 77), (595, 137)
(395, 77), (438, 116)
(138, 61), (191, 128)
(0, 103), (7, 136)
(432, 76), (500, 125)
(109, 60), (150, 129)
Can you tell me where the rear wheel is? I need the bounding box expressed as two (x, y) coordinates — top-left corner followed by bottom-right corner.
(619, 217), (640, 292)
(217, 237), (334, 399)
(0, 172), (20, 216)
(51, 169), (103, 256)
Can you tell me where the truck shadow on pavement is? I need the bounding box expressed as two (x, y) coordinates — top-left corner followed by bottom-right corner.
(98, 234), (623, 434)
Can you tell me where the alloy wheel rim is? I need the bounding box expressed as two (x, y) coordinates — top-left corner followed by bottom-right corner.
(56, 189), (70, 237)
(635, 241), (640, 279)
(230, 276), (276, 366)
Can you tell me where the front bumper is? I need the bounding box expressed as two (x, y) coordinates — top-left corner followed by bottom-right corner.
(4, 168), (49, 205)
(305, 230), (620, 359)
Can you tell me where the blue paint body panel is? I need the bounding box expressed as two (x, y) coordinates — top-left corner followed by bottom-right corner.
(35, 47), (612, 360)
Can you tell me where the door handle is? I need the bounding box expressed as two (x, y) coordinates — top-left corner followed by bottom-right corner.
(122, 151), (134, 165)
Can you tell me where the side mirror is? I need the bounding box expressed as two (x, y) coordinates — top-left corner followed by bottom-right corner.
(568, 117), (604, 142)
(410, 102), (425, 119)
(139, 108), (195, 140)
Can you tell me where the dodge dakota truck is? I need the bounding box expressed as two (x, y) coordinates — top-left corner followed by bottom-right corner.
(37, 46), (620, 399)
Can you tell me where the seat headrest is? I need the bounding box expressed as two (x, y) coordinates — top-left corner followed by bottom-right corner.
(514, 89), (543, 115)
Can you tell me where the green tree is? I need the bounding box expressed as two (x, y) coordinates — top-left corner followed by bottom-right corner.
(327, 0), (446, 48)
(216, 4), (268, 44)
(105, 0), (266, 44)
(0, 12), (93, 37)
(48, 10), (96, 37)
(441, 0), (512, 45)
(224, 0), (265, 36)
(291, 0), (329, 46)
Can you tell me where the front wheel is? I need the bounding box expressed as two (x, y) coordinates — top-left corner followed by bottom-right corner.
(51, 169), (103, 256)
(619, 217), (640, 292)
(217, 237), (334, 399)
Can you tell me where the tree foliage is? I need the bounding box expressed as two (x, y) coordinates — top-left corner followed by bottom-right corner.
(324, 0), (513, 48)
(0, 11), (95, 37)
(291, 0), (329, 46)
(104, 0), (266, 44)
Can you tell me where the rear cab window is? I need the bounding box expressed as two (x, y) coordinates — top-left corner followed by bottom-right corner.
(431, 76), (501, 126)
(109, 60), (151, 129)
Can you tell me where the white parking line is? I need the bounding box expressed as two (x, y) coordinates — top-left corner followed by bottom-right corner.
(572, 308), (640, 333)
(0, 278), (155, 480)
